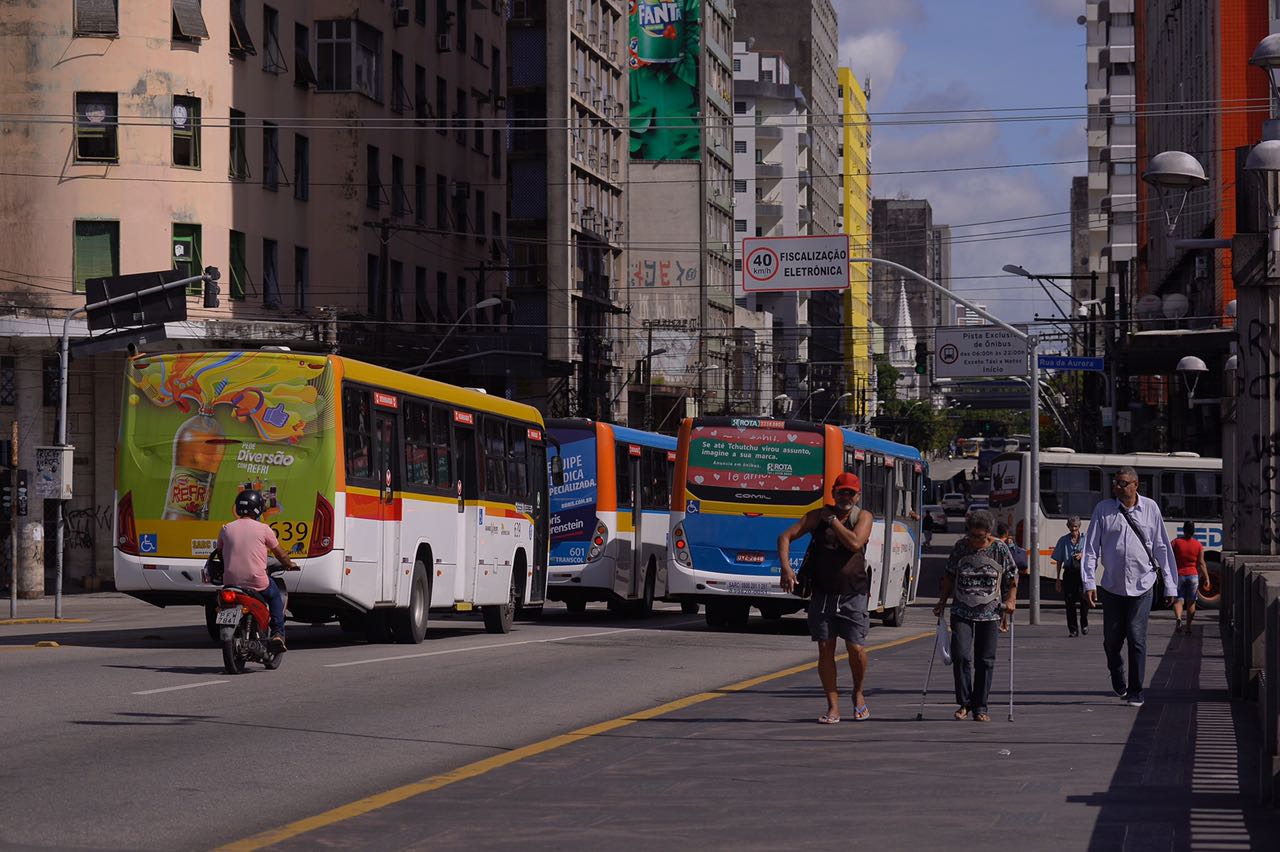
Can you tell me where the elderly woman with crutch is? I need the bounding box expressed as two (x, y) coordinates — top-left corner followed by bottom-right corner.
(932, 509), (1018, 722)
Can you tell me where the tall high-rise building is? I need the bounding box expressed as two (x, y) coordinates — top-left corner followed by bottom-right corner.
(507, 0), (629, 421)
(0, 0), (506, 589)
(838, 68), (874, 427)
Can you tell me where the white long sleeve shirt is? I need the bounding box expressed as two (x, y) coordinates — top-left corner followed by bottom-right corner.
(1081, 495), (1177, 597)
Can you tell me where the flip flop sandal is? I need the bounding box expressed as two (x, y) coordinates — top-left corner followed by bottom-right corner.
(853, 704), (871, 721)
(954, 708), (970, 720)
(974, 713), (991, 723)
(817, 714), (841, 725)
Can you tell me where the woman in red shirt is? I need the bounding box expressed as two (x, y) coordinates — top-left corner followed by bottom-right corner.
(1170, 521), (1209, 633)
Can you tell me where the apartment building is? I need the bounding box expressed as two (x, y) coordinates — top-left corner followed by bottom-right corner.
(838, 67), (874, 427)
(0, 0), (506, 591)
(507, 0), (628, 421)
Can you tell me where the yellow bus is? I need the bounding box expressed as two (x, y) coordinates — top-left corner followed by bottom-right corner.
(114, 350), (550, 641)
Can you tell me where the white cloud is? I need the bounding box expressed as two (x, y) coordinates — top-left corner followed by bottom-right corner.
(832, 0), (926, 29)
(1031, 0), (1085, 24)
(839, 30), (908, 97)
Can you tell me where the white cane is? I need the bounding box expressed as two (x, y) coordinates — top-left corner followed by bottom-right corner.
(1007, 610), (1015, 723)
(917, 612), (943, 721)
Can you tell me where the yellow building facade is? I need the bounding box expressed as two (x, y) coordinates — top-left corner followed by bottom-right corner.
(838, 68), (875, 424)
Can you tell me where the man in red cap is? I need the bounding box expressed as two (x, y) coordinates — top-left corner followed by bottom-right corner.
(778, 471), (875, 723)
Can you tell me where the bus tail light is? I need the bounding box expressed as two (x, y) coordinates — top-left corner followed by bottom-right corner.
(116, 492), (139, 555)
(672, 522), (692, 567)
(587, 520), (609, 562)
(308, 493), (335, 557)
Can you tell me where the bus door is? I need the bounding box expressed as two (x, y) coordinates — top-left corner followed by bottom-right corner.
(451, 411), (479, 603)
(619, 443), (642, 597)
(528, 438), (548, 605)
(869, 453), (892, 612)
(372, 403), (402, 604)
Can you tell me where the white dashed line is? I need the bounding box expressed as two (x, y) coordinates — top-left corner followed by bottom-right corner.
(132, 680), (228, 695)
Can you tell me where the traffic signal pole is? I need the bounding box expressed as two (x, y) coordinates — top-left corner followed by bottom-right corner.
(9, 420), (16, 619)
(851, 256), (1043, 625)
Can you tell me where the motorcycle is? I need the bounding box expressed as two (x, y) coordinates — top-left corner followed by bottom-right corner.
(205, 551), (285, 674)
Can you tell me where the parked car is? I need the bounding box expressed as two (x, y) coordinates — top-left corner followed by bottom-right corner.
(940, 493), (968, 515)
(922, 504), (948, 531)
(965, 499), (990, 522)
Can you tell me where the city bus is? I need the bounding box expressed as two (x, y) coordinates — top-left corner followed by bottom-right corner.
(987, 449), (1223, 606)
(113, 350), (551, 642)
(956, 437), (982, 458)
(545, 419), (677, 616)
(668, 417), (925, 630)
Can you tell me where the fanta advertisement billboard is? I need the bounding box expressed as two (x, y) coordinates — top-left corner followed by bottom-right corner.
(629, 0), (701, 161)
(117, 352), (337, 560)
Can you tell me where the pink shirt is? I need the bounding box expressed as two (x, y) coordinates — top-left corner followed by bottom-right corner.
(217, 518), (279, 591)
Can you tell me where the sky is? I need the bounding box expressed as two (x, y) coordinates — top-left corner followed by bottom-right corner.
(834, 0), (1087, 324)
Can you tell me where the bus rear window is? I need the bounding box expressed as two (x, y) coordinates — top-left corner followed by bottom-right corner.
(686, 426), (823, 506)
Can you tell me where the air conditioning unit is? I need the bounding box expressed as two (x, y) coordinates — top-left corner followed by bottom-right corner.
(451, 180), (471, 199)
(436, 33), (452, 52)
(392, 1), (410, 27)
(494, 95), (507, 109)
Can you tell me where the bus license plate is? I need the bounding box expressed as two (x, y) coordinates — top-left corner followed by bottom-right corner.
(721, 581), (770, 595)
(215, 608), (242, 626)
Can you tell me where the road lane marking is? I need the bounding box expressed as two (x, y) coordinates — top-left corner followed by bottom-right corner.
(132, 681), (228, 695)
(0, 617), (91, 625)
(219, 629), (929, 851)
(322, 622), (699, 668)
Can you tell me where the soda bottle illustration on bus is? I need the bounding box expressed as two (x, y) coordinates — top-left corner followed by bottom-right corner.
(161, 408), (227, 520)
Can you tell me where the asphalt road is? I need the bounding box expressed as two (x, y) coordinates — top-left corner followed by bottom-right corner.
(0, 561), (943, 851)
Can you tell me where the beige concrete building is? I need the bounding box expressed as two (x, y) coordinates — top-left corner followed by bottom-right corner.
(0, 0), (508, 592)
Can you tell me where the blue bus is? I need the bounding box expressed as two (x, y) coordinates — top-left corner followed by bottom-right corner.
(546, 420), (677, 616)
(668, 417), (925, 630)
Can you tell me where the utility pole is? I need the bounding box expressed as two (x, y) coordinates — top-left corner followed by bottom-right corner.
(9, 420), (16, 619)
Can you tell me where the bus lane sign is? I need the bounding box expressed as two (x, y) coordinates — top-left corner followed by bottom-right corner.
(933, 326), (1027, 379)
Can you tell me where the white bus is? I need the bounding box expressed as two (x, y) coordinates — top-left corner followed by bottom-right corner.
(987, 449), (1223, 606)
(114, 351), (551, 642)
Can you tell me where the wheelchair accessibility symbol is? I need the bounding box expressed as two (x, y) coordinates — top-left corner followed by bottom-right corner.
(139, 534), (158, 554)
(686, 500), (700, 515)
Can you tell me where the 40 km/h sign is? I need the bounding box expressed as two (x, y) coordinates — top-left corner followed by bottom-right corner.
(741, 234), (850, 293)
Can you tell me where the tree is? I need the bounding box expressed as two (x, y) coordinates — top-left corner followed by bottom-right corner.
(874, 354), (900, 403)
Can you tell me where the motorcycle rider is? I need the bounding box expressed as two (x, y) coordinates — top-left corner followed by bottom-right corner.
(216, 489), (299, 650)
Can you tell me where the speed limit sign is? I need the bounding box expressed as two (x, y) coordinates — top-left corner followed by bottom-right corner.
(745, 246), (779, 283)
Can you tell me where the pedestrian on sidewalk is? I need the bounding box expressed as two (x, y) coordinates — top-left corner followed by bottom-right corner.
(1170, 521), (1209, 633)
(779, 471), (875, 724)
(932, 509), (1018, 722)
(1052, 516), (1089, 637)
(1082, 466), (1177, 708)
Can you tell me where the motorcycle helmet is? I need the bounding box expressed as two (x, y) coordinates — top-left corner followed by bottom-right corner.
(234, 489), (265, 519)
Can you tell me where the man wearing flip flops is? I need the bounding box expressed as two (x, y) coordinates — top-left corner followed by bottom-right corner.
(779, 472), (875, 724)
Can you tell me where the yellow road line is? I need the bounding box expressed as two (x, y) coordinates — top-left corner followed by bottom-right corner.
(218, 630), (930, 852)
(0, 618), (90, 625)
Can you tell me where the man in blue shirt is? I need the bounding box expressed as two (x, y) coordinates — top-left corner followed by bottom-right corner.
(1082, 467), (1177, 707)
(1052, 515), (1088, 637)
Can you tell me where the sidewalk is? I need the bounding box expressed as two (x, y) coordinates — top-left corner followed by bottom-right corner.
(260, 606), (1280, 851)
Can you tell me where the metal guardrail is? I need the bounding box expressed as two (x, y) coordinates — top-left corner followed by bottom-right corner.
(1221, 553), (1280, 805)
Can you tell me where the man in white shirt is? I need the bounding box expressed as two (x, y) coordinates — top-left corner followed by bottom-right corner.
(1082, 466), (1177, 707)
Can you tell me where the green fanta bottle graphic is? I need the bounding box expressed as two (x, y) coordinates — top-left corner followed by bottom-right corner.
(162, 409), (226, 520)
(633, 0), (683, 64)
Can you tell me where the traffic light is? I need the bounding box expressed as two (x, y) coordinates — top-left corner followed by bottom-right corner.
(914, 341), (929, 376)
(202, 266), (221, 309)
(0, 469), (11, 517)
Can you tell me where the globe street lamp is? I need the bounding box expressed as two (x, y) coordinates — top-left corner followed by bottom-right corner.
(821, 392), (853, 424)
(410, 297), (504, 372)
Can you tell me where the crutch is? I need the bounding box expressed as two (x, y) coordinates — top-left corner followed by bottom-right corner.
(1007, 611), (1015, 723)
(916, 612), (944, 721)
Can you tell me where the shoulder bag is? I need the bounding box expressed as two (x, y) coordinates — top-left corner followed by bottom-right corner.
(1118, 502), (1167, 605)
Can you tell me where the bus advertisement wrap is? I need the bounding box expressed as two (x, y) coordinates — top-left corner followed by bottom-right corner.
(628, 0), (701, 161)
(686, 426), (824, 504)
(118, 352), (337, 559)
(549, 430), (597, 565)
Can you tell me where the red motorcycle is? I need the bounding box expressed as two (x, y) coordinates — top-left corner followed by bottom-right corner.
(207, 552), (284, 674)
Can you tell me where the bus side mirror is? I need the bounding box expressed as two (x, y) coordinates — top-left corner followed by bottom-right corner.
(550, 455), (564, 487)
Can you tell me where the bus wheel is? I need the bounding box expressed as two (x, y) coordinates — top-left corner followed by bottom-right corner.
(564, 598), (587, 614)
(631, 563), (656, 618)
(484, 575), (517, 635)
(758, 603), (784, 620)
(391, 563), (430, 644)
(704, 602), (729, 629)
(881, 603), (907, 628)
(364, 611), (392, 644)
(204, 604), (220, 644)
(681, 601), (700, 615)
(1198, 554), (1222, 610)
(726, 603), (751, 631)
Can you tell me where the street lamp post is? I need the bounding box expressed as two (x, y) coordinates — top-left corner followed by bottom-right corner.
(410, 297), (504, 373)
(800, 387), (827, 421)
(821, 392), (853, 424)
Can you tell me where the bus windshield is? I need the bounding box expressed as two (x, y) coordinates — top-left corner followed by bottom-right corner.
(686, 425), (824, 506)
(548, 426), (597, 564)
(117, 352), (336, 559)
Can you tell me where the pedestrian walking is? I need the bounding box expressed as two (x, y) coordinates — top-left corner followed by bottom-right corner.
(779, 472), (875, 724)
(1082, 466), (1177, 708)
(922, 511), (935, 548)
(932, 509), (1018, 722)
(1170, 520), (1210, 633)
(1052, 516), (1089, 637)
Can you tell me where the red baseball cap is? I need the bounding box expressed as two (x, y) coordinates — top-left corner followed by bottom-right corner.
(833, 472), (861, 493)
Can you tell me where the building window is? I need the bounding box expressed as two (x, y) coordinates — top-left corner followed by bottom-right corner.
(172, 223), (203, 293)
(415, 64), (428, 124)
(473, 34), (484, 63)
(436, 271), (450, 322)
(74, 92), (118, 163)
(733, 139), (746, 154)
(294, 23), (317, 87)
(457, 276), (468, 326)
(491, 46), (501, 101)
(476, 190), (486, 236)
(230, 0), (255, 56)
(316, 19), (383, 101)
(452, 182), (469, 232)
(755, 149), (763, 164)
(491, 130), (502, 178)
(262, 122), (280, 190)
(732, 58), (741, 72)
(294, 245), (308, 310)
(734, 179), (746, 193)
(414, 267), (430, 323)
(229, 230), (247, 300)
(75, 0), (118, 37)
(734, 219), (747, 233)
(390, 259), (404, 321)
(366, 145), (381, 209)
(366, 254), (380, 316)
(262, 238), (280, 308)
(455, 88), (468, 145)
(391, 155), (406, 218)
(261, 6), (286, 72)
(43, 358), (61, 408)
(293, 134), (309, 200)
(72, 220), (119, 294)
(436, 77), (448, 135)
(734, 258), (742, 272)
(436, 174), (448, 228)
(391, 51), (408, 113)
(172, 0), (209, 43)
(456, 0), (468, 50)
(414, 165), (426, 224)
(229, 109), (248, 179)
(416, 0), (427, 25)
(172, 95), (200, 168)
(761, 70), (773, 83)
(733, 101), (746, 114)
(0, 358), (15, 407)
